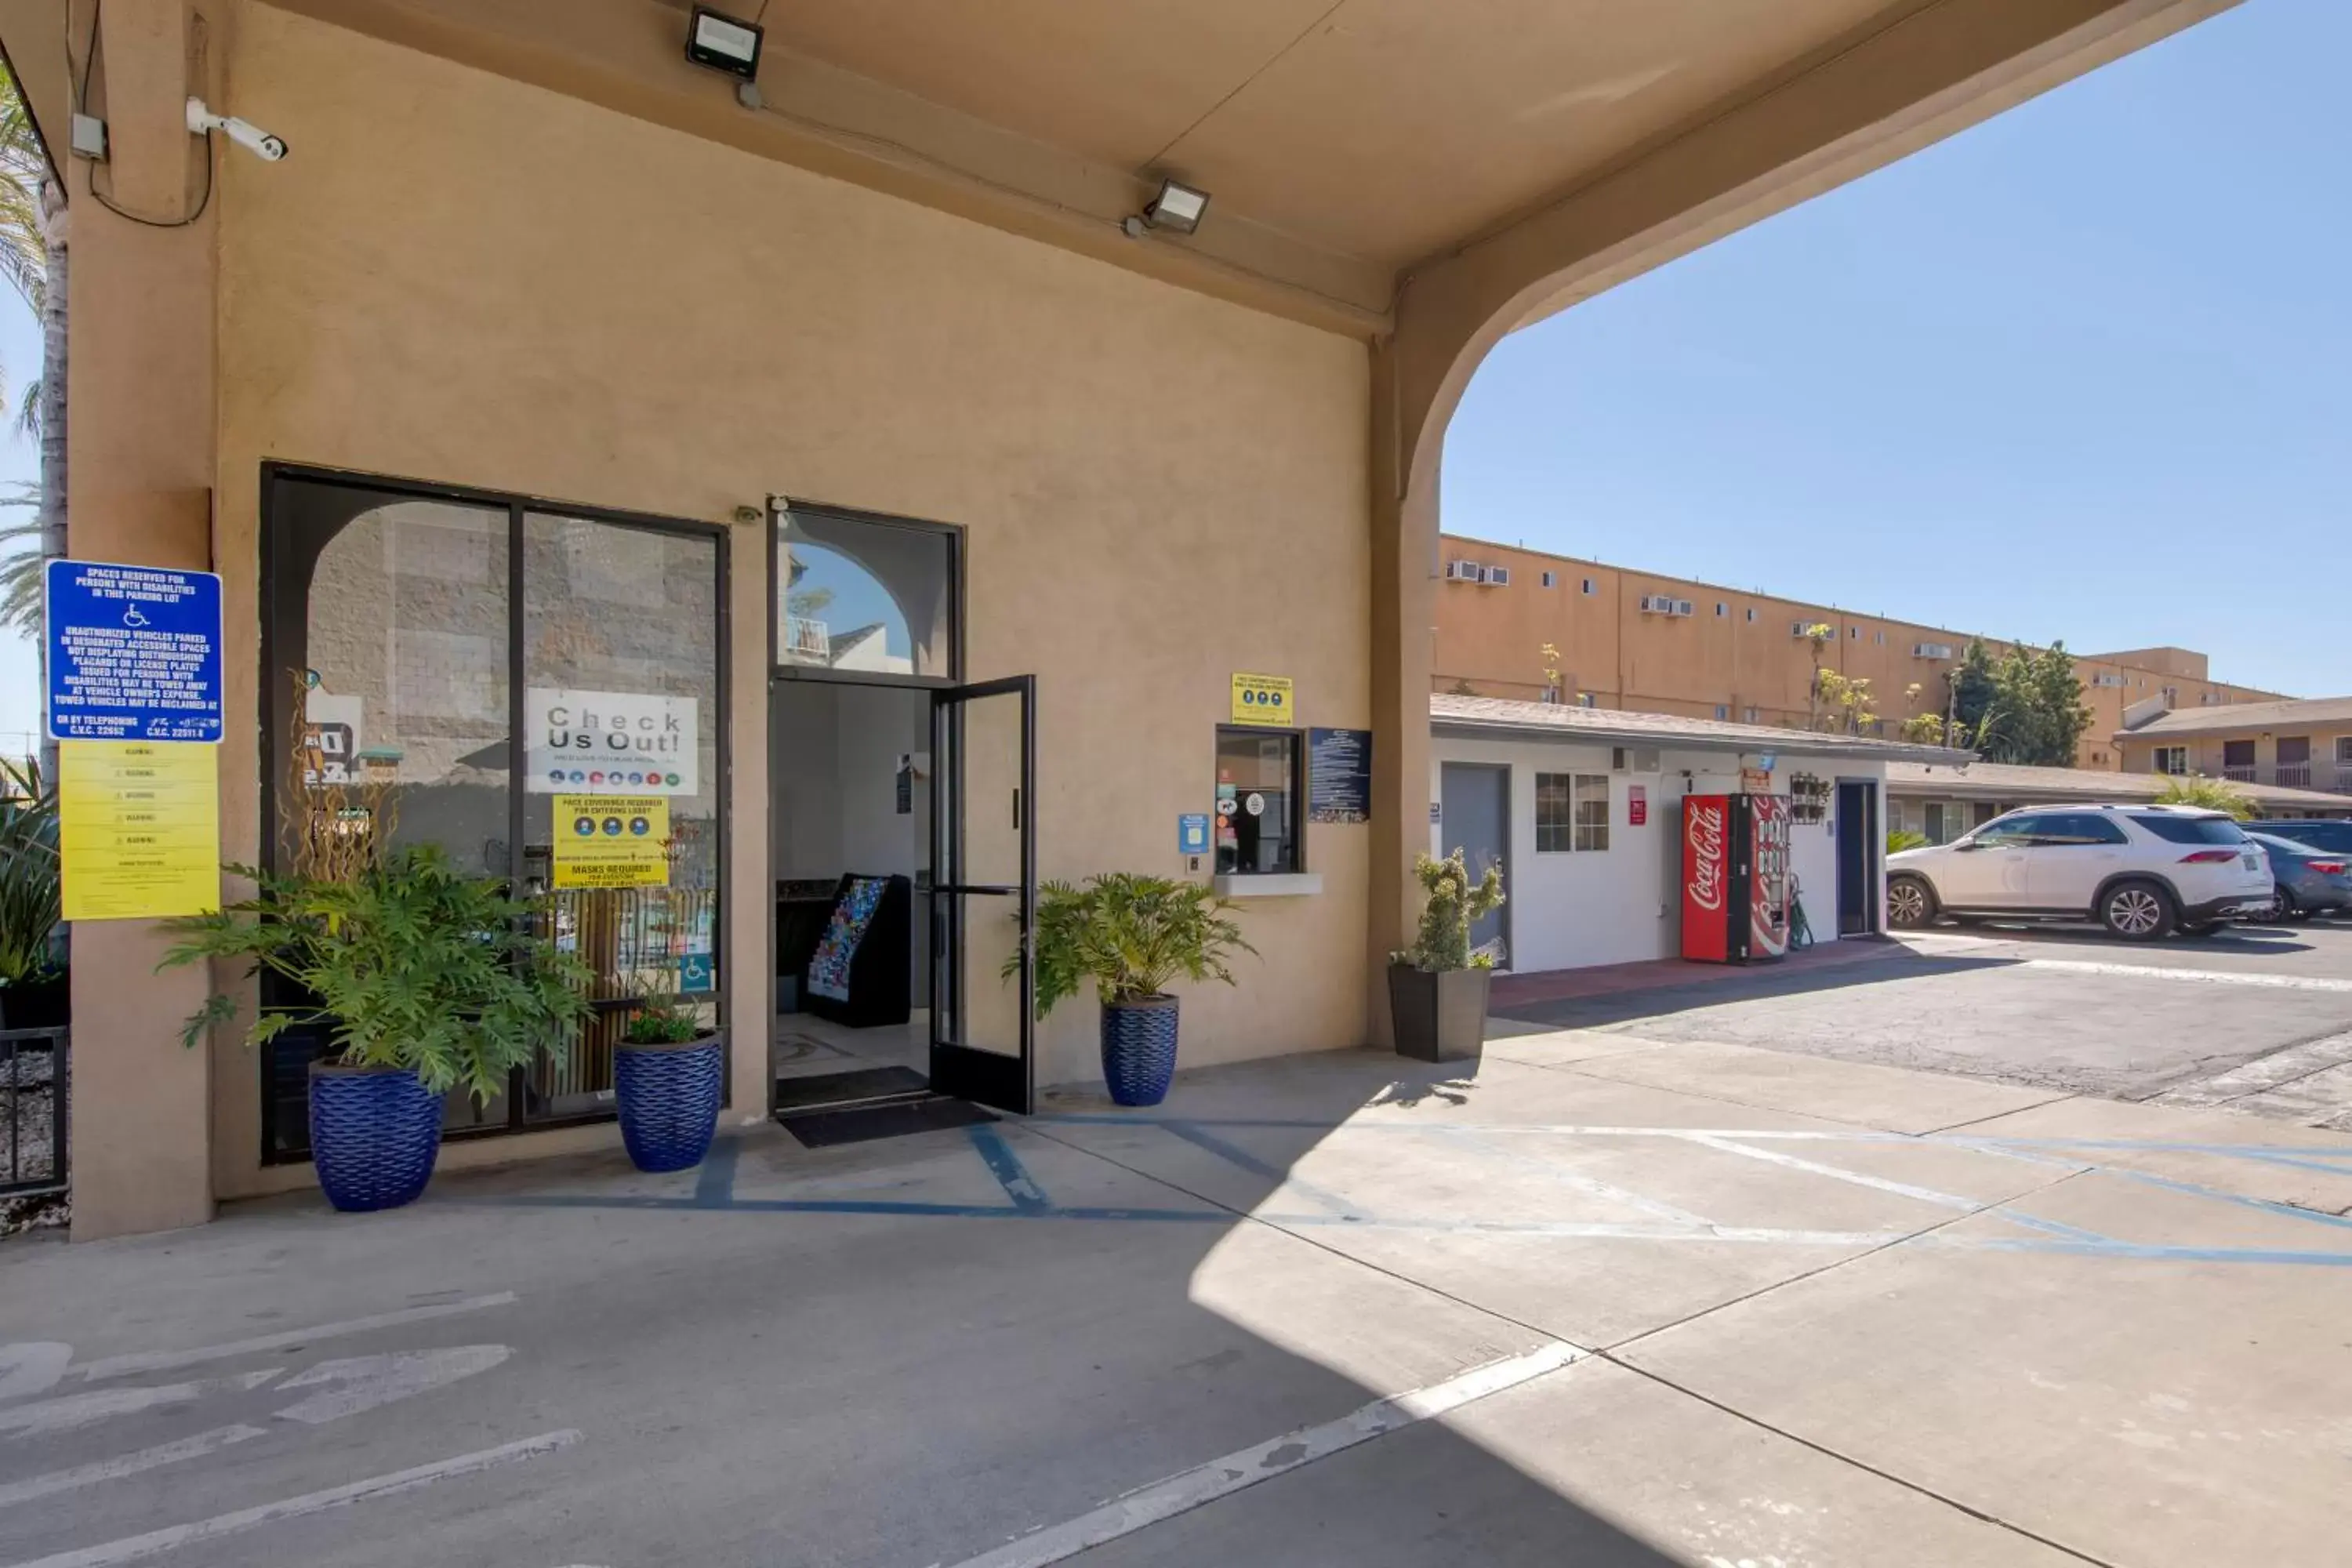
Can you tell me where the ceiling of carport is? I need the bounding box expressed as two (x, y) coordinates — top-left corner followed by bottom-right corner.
(752, 0), (1906, 266)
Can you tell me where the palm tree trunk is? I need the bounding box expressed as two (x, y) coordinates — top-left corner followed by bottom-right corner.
(35, 183), (64, 779)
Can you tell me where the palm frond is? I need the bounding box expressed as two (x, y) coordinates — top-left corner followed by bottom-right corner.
(12, 376), (35, 441)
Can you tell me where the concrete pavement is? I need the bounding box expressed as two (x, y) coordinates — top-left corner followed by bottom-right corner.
(7, 1024), (2352, 1567)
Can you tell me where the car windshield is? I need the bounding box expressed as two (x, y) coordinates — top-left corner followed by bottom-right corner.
(2132, 814), (2249, 846)
(2249, 833), (2312, 859)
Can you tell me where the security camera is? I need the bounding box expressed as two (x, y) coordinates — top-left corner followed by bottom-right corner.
(186, 97), (288, 162)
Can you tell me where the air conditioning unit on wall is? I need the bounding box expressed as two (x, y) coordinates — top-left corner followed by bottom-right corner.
(1483, 565), (1511, 586)
(1445, 559), (1482, 582)
(1913, 642), (1955, 660)
(1639, 594), (1693, 617)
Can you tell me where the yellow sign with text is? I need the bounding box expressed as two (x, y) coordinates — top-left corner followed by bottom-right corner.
(1229, 672), (1294, 727)
(551, 794), (670, 889)
(60, 740), (220, 921)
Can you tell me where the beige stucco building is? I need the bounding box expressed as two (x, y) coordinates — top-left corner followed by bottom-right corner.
(2118, 697), (2352, 796)
(1432, 535), (2279, 770)
(9, 0), (2251, 1239)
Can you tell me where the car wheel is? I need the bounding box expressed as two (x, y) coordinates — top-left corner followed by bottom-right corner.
(2278, 887), (2307, 923)
(1887, 874), (1937, 930)
(2100, 880), (2176, 942)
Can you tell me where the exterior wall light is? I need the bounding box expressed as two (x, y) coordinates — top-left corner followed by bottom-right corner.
(1124, 177), (1210, 238)
(687, 6), (765, 80)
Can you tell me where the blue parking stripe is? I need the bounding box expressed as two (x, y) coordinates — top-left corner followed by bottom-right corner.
(967, 1124), (1051, 1212)
(692, 1135), (742, 1209)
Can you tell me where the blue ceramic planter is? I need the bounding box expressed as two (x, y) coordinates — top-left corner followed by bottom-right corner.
(1101, 997), (1179, 1108)
(308, 1064), (445, 1213)
(615, 1033), (725, 1172)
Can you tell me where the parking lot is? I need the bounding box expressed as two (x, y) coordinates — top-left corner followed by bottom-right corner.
(7, 930), (2352, 1568)
(1496, 920), (2352, 1116)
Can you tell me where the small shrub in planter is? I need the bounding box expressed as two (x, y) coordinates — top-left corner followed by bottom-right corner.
(1016, 874), (1255, 1108)
(613, 988), (724, 1173)
(0, 757), (67, 1032)
(1388, 849), (1504, 1062)
(162, 844), (593, 1212)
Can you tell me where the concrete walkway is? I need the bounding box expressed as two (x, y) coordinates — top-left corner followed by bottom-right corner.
(6, 1035), (2350, 1567)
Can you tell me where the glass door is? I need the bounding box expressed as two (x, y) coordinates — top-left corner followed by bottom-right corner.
(930, 677), (1035, 1113)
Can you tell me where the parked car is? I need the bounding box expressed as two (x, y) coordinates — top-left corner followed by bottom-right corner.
(2248, 819), (2352, 858)
(1886, 804), (2272, 942)
(2244, 831), (2352, 922)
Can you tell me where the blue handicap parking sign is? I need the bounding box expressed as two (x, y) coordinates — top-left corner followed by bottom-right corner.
(1178, 812), (1211, 855)
(45, 561), (224, 742)
(680, 952), (715, 993)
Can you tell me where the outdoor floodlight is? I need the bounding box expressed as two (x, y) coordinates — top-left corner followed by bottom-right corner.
(686, 6), (764, 80)
(1134, 177), (1210, 236)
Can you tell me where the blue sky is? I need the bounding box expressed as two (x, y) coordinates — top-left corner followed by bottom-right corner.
(0, 273), (38, 755)
(1443, 0), (2350, 697)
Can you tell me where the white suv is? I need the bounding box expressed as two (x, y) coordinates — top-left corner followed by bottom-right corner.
(1887, 804), (2272, 941)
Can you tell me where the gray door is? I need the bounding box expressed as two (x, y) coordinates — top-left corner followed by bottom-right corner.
(1439, 763), (1510, 962)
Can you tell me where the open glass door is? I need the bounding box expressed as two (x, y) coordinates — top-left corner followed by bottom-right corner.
(930, 676), (1036, 1112)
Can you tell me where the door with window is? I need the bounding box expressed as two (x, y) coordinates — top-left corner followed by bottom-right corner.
(929, 677), (1036, 1113)
(2022, 811), (2129, 912)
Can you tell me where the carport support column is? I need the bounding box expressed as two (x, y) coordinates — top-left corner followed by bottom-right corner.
(1366, 341), (1436, 1046)
(67, 0), (223, 1240)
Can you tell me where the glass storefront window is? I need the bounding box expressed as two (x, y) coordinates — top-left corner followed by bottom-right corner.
(262, 471), (725, 1158)
(522, 513), (721, 1122)
(775, 506), (955, 677)
(1214, 728), (1302, 876)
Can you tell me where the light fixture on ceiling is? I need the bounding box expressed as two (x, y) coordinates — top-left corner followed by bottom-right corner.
(1123, 176), (1210, 239)
(686, 5), (764, 81)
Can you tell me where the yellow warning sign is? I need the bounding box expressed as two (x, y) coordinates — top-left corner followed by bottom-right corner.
(60, 740), (220, 921)
(1229, 672), (1294, 727)
(551, 794), (670, 889)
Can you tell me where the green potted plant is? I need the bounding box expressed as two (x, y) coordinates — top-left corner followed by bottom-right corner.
(1388, 849), (1504, 1062)
(613, 982), (724, 1173)
(0, 758), (66, 1031)
(1016, 873), (1254, 1107)
(162, 844), (593, 1212)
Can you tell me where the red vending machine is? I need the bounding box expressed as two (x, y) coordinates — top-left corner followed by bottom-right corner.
(1679, 793), (1791, 964)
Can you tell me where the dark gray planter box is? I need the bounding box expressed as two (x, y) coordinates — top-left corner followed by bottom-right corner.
(1388, 964), (1490, 1062)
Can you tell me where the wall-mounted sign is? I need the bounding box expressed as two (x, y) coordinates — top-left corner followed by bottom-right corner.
(1178, 813), (1211, 855)
(45, 561), (223, 743)
(1243, 792), (1266, 817)
(1229, 672), (1294, 726)
(1307, 727), (1373, 824)
(60, 741), (220, 921)
(526, 689), (699, 794)
(1740, 768), (1773, 794)
(1628, 784), (1648, 827)
(550, 793), (670, 888)
(679, 951), (715, 994)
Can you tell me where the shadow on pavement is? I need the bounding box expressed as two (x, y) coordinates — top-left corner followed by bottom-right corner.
(0, 1051), (1688, 1568)
(1490, 949), (2017, 1033)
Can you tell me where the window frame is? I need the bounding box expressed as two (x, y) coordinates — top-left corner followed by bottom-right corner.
(258, 462), (732, 1163)
(1213, 724), (1307, 877)
(1535, 771), (1611, 853)
(768, 497), (967, 689)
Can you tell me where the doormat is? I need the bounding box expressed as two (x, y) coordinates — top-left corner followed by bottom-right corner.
(777, 1097), (999, 1149)
(771, 1065), (929, 1112)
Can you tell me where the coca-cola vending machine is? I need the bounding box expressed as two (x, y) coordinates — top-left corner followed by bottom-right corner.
(1679, 793), (1791, 964)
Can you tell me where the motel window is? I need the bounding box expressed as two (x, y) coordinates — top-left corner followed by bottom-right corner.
(1849, 626), (1860, 640)
(1214, 728), (1302, 876)
(1581, 578), (1596, 595)
(2336, 738), (2352, 764)
(2223, 739), (2256, 769)
(1541, 570), (1557, 588)
(1715, 602), (1726, 617)
(1714, 704), (1730, 720)
(2154, 746), (2189, 775)
(263, 469), (725, 1156)
(1744, 706), (1759, 723)
(1576, 692), (1598, 708)
(1535, 773), (1609, 853)
(1745, 607), (1756, 622)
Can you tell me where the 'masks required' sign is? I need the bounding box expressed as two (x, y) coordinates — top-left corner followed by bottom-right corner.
(524, 688), (699, 795)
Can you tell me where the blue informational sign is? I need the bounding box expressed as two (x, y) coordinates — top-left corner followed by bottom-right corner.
(1178, 812), (1211, 856)
(45, 561), (225, 742)
(679, 951), (715, 994)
